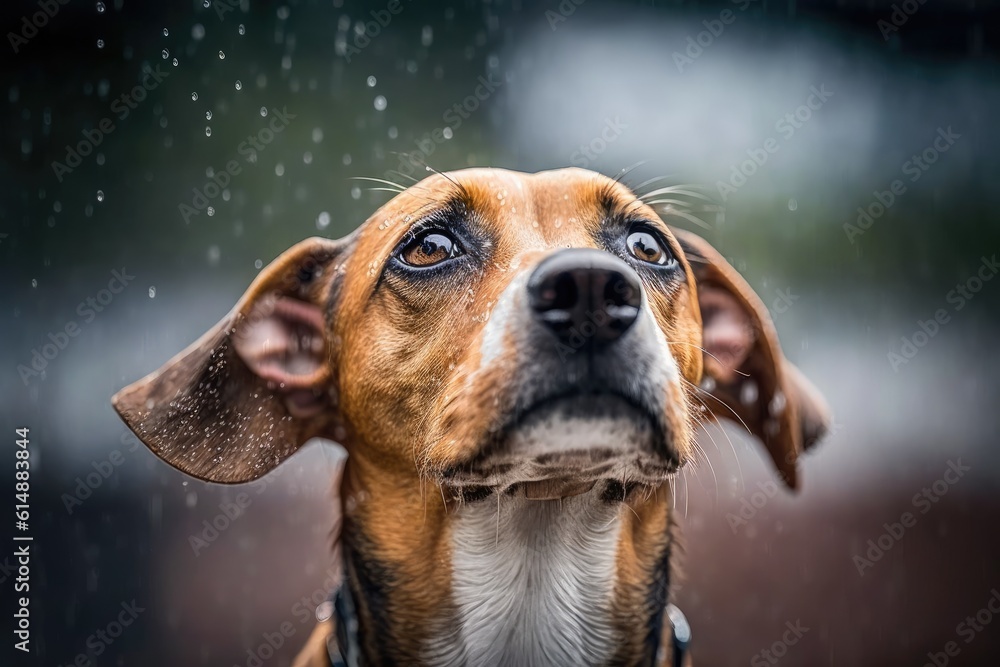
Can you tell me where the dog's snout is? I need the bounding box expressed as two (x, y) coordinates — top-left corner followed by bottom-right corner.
(527, 249), (642, 345)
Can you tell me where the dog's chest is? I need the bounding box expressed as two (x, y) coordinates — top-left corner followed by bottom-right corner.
(425, 494), (622, 667)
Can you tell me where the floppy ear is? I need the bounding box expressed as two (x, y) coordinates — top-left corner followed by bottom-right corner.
(112, 236), (353, 484)
(672, 229), (830, 489)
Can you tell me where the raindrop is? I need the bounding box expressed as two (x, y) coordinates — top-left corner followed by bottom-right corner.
(202, 0), (209, 7)
(316, 211), (331, 230)
(275, 163), (285, 177)
(191, 91), (198, 101)
(97, 39), (104, 49)
(311, 127), (323, 143)
(161, 48), (169, 59)
(205, 126), (212, 137)
(277, 6), (290, 19)
(172, 57), (178, 67)
(207, 245), (220, 265)
(788, 199), (798, 211)
(342, 153), (351, 165)
(96, 2), (105, 13)
(234, 80), (242, 91)
(442, 127), (453, 140)
(254, 259), (263, 269)
(31, 279), (37, 288)
(218, 50), (226, 60)
(421, 26), (433, 47)
(373, 95), (387, 111)
(96, 190), (105, 202)
(366, 75), (376, 87)
(207, 206), (215, 216)
(238, 24), (246, 35)
(350, 186), (361, 200)
(192, 24), (205, 40)
(148, 286), (156, 298)
(162, 28), (169, 37)
(205, 110), (212, 120)
(259, 106), (267, 117)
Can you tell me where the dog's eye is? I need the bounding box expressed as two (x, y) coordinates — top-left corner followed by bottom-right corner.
(398, 230), (462, 267)
(626, 229), (670, 266)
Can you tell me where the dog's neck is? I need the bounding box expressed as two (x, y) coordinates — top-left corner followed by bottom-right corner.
(340, 463), (677, 666)
(430, 491), (623, 666)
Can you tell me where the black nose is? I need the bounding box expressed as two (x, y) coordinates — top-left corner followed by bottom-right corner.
(527, 249), (642, 347)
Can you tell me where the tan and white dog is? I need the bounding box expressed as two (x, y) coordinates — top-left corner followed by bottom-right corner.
(113, 167), (829, 666)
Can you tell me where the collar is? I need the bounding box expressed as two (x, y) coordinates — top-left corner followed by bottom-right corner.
(322, 581), (691, 667)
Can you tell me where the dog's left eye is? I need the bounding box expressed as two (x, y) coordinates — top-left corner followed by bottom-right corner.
(398, 230), (463, 267)
(626, 229), (673, 266)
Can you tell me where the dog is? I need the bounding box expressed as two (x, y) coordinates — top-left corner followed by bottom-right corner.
(113, 167), (829, 667)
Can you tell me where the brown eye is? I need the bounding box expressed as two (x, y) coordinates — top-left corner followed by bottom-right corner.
(399, 231), (462, 267)
(627, 230), (669, 265)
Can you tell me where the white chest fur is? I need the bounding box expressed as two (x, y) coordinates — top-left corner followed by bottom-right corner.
(427, 492), (622, 667)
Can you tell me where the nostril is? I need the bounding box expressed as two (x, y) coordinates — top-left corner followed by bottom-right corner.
(528, 249), (644, 348)
(532, 271), (578, 327)
(549, 272), (578, 311)
(604, 273), (637, 307)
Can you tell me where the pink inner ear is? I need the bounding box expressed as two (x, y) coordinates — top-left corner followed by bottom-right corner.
(699, 286), (754, 384)
(233, 296), (329, 409)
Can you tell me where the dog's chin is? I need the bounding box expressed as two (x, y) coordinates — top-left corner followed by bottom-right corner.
(440, 394), (680, 501)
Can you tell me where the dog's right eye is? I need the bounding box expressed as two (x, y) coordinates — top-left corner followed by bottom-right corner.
(398, 230), (463, 267)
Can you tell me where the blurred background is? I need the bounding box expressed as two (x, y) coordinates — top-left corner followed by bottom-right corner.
(2, 0), (1000, 665)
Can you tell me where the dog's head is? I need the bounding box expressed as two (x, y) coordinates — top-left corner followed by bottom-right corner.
(113, 168), (828, 497)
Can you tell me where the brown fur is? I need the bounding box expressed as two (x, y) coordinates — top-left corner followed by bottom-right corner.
(113, 168), (829, 666)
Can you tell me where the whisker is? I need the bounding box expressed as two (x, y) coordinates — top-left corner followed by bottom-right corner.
(640, 185), (714, 202)
(640, 197), (695, 209)
(633, 174), (677, 193)
(419, 161), (473, 201)
(680, 374), (755, 440)
(665, 340), (750, 378)
(655, 206), (714, 231)
(611, 160), (650, 186)
(348, 176), (407, 191)
(683, 474), (689, 519)
(689, 419), (721, 505)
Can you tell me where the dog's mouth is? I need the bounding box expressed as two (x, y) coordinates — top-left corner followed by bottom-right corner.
(439, 389), (680, 500)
